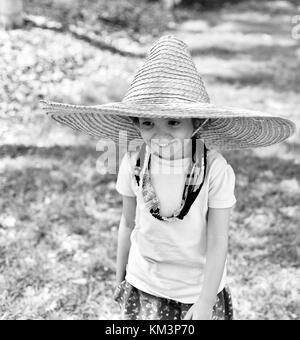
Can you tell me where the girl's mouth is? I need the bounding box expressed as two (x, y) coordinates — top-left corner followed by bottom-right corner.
(152, 140), (176, 148)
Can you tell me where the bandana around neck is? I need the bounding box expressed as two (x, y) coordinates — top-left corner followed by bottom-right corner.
(134, 138), (207, 222)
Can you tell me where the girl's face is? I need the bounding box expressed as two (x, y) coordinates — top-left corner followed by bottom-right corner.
(136, 118), (195, 160)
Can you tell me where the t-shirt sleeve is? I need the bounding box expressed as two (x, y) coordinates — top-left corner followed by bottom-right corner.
(115, 152), (136, 197)
(208, 156), (237, 209)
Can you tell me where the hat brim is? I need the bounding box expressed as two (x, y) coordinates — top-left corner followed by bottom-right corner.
(40, 100), (296, 150)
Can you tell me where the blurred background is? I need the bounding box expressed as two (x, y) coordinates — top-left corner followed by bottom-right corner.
(0, 0), (299, 320)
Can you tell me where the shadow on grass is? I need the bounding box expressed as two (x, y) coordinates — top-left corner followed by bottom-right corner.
(177, 0), (300, 93)
(190, 44), (298, 62)
(205, 68), (300, 92)
(0, 144), (98, 162)
(225, 18), (293, 35)
(225, 148), (300, 268)
(210, 73), (275, 87)
(190, 46), (240, 59)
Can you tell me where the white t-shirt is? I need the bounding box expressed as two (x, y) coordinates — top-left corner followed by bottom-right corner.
(115, 145), (237, 304)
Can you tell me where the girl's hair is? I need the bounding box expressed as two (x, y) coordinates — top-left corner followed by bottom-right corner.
(129, 116), (140, 125)
(192, 118), (207, 130)
(128, 116), (207, 131)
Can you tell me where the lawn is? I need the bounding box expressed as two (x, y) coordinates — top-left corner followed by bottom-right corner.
(0, 0), (299, 320)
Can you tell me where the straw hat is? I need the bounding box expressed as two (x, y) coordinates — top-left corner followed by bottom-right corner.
(41, 35), (296, 150)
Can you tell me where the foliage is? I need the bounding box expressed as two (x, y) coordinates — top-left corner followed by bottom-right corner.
(23, 0), (174, 40)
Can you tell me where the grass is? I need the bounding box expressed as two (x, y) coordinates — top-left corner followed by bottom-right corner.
(0, 0), (299, 320)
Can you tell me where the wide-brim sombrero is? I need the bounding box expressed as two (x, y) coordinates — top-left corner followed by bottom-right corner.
(41, 35), (296, 150)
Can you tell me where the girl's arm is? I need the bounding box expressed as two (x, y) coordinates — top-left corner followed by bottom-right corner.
(199, 207), (231, 303)
(184, 206), (232, 320)
(116, 195), (137, 284)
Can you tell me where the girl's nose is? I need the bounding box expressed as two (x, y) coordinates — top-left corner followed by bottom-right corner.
(154, 123), (171, 138)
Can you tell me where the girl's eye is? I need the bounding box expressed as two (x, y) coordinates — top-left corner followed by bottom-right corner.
(168, 120), (181, 126)
(141, 121), (154, 128)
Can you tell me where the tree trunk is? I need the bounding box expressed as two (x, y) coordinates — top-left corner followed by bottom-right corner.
(0, 0), (23, 30)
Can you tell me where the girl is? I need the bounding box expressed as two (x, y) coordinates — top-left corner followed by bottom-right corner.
(114, 116), (236, 320)
(41, 35), (296, 320)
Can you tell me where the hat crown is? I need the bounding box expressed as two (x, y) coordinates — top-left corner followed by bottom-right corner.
(123, 35), (210, 104)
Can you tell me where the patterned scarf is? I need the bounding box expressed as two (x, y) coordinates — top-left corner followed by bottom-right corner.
(134, 138), (207, 222)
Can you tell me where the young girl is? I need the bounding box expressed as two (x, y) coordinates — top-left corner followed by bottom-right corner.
(114, 117), (236, 320)
(41, 35), (296, 320)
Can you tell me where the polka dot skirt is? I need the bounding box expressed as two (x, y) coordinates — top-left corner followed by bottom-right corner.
(113, 280), (233, 320)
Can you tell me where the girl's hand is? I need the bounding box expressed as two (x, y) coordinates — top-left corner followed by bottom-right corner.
(183, 299), (213, 320)
(113, 280), (125, 302)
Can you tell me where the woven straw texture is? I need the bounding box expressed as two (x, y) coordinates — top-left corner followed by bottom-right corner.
(41, 35), (296, 150)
